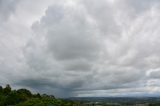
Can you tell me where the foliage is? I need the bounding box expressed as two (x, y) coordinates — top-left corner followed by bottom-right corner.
(0, 84), (79, 106)
(3, 84), (11, 95)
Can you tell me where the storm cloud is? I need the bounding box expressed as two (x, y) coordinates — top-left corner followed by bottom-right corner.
(0, 0), (160, 97)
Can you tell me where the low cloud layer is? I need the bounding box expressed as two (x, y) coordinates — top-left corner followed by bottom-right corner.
(0, 0), (160, 97)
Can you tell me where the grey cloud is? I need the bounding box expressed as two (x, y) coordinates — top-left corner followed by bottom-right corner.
(22, 0), (160, 97)
(127, 0), (160, 11)
(15, 77), (84, 97)
(44, 7), (101, 61)
(1, 0), (160, 97)
(60, 59), (92, 71)
(147, 69), (160, 79)
(0, 0), (19, 22)
(80, 0), (121, 39)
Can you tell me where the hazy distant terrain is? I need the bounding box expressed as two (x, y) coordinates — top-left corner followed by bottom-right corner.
(68, 97), (160, 105)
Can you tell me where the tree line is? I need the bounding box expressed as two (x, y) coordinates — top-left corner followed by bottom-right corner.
(0, 84), (76, 106)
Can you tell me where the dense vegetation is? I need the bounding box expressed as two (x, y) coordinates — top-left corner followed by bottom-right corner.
(0, 84), (76, 106)
(0, 84), (160, 106)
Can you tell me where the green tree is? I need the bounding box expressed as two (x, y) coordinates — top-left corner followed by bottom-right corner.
(0, 86), (2, 93)
(33, 93), (41, 98)
(4, 90), (21, 105)
(0, 84), (79, 106)
(17, 88), (32, 97)
(3, 84), (11, 95)
(148, 103), (157, 106)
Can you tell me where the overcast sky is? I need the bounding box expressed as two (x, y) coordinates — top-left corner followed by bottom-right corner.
(0, 0), (160, 97)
